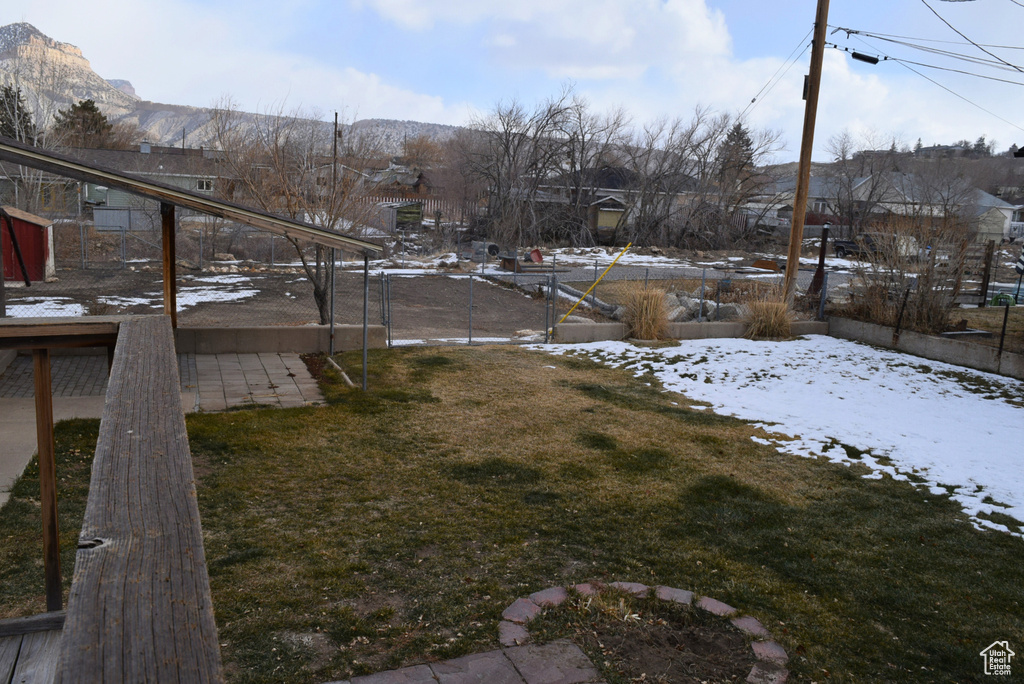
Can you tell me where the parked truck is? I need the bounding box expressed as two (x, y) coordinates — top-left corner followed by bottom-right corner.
(832, 232), (920, 260)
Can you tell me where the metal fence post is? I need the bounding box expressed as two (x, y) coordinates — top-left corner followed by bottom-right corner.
(544, 275), (551, 344)
(363, 254), (370, 391)
(552, 271), (559, 333)
(468, 274), (474, 345)
(329, 248), (336, 356)
(79, 222), (86, 270)
(698, 268), (706, 322)
(199, 228), (204, 271)
(818, 271), (829, 321)
(644, 267), (649, 289)
(121, 226), (127, 269)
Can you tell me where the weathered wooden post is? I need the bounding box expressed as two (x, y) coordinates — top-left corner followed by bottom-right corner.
(33, 348), (62, 611)
(161, 202), (177, 328)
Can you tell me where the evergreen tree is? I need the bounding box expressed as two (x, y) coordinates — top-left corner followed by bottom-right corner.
(972, 135), (991, 157)
(717, 122), (754, 182)
(51, 99), (113, 148)
(0, 85), (36, 144)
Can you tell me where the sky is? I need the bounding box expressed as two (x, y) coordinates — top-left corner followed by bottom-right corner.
(7, 0), (1024, 162)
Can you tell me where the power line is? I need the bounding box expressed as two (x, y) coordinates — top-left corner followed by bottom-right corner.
(827, 43), (1024, 86)
(919, 0), (1024, 72)
(844, 33), (1024, 70)
(831, 26), (1024, 51)
(849, 34), (1024, 135)
(739, 29), (812, 120)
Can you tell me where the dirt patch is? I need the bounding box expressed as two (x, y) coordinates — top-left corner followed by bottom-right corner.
(530, 588), (757, 683)
(4, 263), (554, 341)
(301, 353), (326, 381)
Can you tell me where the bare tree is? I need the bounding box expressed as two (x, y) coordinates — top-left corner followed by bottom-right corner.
(463, 88), (576, 248)
(543, 95), (630, 246)
(212, 100), (386, 323)
(618, 114), (706, 246)
(822, 131), (906, 238)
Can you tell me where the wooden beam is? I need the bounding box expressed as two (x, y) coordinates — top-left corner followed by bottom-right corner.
(0, 612), (65, 638)
(0, 316), (120, 351)
(161, 203), (177, 328)
(33, 349), (62, 612)
(59, 316), (223, 682)
(0, 136), (382, 254)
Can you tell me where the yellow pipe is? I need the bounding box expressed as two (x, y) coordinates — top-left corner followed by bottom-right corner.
(557, 242), (633, 325)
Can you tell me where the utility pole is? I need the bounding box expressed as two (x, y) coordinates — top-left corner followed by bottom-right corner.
(783, 0), (831, 305)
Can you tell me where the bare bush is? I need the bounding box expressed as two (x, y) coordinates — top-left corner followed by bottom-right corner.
(624, 285), (669, 340)
(839, 216), (971, 333)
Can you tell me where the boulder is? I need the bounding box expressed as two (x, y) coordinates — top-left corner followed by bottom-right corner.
(666, 306), (688, 322)
(715, 303), (746, 321)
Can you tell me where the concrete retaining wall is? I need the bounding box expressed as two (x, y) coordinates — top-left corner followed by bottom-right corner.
(174, 325), (387, 354)
(828, 317), (1024, 380)
(553, 320), (829, 343)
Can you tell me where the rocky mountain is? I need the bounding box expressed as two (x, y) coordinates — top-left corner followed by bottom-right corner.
(0, 22), (458, 154)
(0, 22), (139, 126)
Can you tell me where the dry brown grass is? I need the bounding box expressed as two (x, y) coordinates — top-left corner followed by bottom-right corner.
(623, 286), (669, 340)
(743, 288), (794, 339)
(5, 346), (1022, 684)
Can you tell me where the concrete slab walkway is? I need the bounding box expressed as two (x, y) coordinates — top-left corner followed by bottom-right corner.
(325, 641), (604, 684)
(191, 352), (324, 412)
(0, 351), (324, 507)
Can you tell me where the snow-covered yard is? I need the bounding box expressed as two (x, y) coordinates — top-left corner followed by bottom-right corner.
(537, 335), (1024, 537)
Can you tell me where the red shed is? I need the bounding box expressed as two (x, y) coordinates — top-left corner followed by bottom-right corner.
(2, 206), (55, 283)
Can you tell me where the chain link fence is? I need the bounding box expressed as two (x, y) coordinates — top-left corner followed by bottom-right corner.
(3, 217), (374, 327)
(378, 263), (830, 346)
(4, 217), (830, 345)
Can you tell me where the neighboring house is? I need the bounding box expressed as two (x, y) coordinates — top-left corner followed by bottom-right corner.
(368, 162), (433, 198)
(1, 143), (225, 228)
(540, 165), (700, 241)
(771, 173), (1020, 243)
(0, 164), (78, 214)
(965, 189), (1017, 244)
(62, 143), (224, 232)
(77, 142), (220, 205)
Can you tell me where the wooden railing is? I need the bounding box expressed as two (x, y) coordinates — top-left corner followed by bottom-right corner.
(58, 316), (222, 682)
(0, 315), (223, 682)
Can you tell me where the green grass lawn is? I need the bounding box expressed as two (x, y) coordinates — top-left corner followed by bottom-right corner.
(2, 345), (1022, 683)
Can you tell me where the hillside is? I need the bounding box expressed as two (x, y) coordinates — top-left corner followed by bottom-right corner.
(0, 22), (458, 153)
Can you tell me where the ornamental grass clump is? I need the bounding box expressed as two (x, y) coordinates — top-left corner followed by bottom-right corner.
(624, 285), (669, 340)
(743, 290), (794, 339)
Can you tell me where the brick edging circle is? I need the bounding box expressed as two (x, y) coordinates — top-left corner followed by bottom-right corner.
(497, 581), (789, 684)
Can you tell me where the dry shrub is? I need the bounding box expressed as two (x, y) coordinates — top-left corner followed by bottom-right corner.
(836, 216), (971, 334)
(624, 285), (669, 340)
(744, 288), (794, 339)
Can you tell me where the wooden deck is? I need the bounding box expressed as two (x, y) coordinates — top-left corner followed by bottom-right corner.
(0, 612), (64, 684)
